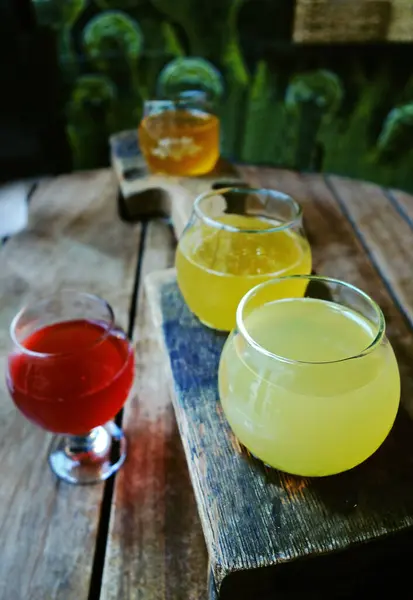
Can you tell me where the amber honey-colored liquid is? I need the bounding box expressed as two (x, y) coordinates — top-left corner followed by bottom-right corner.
(138, 109), (219, 176)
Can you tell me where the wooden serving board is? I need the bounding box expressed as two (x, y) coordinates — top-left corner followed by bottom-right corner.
(110, 129), (244, 237)
(144, 168), (413, 599)
(146, 270), (413, 599)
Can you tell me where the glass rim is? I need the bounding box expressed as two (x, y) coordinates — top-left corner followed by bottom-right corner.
(236, 274), (386, 365)
(143, 99), (175, 109)
(143, 94), (209, 111)
(193, 187), (303, 233)
(9, 290), (115, 359)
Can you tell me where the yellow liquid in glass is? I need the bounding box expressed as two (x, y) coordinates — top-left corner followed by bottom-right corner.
(176, 215), (312, 331)
(219, 298), (400, 476)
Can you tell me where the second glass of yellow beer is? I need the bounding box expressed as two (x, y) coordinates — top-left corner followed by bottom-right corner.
(176, 187), (312, 331)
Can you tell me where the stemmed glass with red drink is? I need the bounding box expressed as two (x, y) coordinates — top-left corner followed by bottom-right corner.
(6, 291), (135, 484)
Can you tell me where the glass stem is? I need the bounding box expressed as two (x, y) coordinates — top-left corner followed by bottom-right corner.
(65, 428), (99, 458)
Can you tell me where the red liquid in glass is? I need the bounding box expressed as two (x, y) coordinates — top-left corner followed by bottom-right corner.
(7, 319), (134, 435)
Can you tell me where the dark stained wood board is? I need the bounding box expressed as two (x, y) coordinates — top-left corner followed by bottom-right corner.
(110, 132), (244, 237)
(118, 161), (244, 238)
(146, 168), (413, 599)
(0, 170), (141, 600)
(101, 220), (208, 600)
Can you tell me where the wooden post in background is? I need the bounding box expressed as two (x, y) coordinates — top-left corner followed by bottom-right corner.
(293, 0), (413, 43)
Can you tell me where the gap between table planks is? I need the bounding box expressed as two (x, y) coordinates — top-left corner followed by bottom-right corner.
(100, 220), (208, 600)
(0, 170), (141, 600)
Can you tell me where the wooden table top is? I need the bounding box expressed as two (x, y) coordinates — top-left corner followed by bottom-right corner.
(0, 167), (412, 600)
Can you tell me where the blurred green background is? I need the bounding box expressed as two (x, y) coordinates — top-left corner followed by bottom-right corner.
(33, 0), (413, 191)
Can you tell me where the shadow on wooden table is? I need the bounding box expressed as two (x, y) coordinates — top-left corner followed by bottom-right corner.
(220, 406), (413, 599)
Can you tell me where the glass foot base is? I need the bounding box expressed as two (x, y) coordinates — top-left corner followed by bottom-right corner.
(48, 422), (126, 485)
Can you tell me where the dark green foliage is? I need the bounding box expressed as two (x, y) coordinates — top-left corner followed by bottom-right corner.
(31, 0), (413, 192)
(242, 61), (284, 164)
(378, 104), (413, 160)
(94, 0), (145, 8)
(33, 0), (85, 75)
(82, 11), (143, 66)
(285, 70), (343, 171)
(66, 74), (117, 168)
(157, 57), (223, 101)
(136, 21), (184, 101)
(33, 0), (85, 28)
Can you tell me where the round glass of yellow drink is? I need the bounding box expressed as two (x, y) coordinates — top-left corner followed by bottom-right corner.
(175, 187), (311, 331)
(219, 275), (400, 477)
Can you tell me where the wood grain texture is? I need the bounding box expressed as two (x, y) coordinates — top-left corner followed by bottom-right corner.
(386, 0), (413, 41)
(0, 170), (140, 600)
(111, 134), (243, 237)
(148, 167), (413, 599)
(293, 0), (391, 43)
(326, 175), (413, 327)
(101, 220), (208, 600)
(293, 0), (413, 43)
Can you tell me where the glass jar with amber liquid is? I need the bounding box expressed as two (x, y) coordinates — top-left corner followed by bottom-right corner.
(138, 94), (219, 176)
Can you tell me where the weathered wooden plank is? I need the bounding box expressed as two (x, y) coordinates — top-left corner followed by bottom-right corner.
(327, 175), (413, 328)
(101, 220), (208, 600)
(149, 166), (413, 598)
(293, 0), (413, 43)
(386, 0), (413, 41)
(0, 170), (140, 600)
(110, 131), (243, 237)
(293, 0), (391, 43)
(147, 274), (413, 598)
